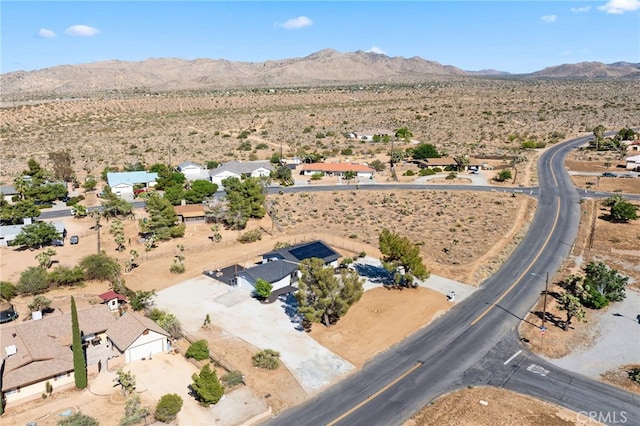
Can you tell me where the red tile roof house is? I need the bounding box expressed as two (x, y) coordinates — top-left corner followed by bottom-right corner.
(99, 290), (128, 312)
(0, 305), (115, 406)
(301, 163), (375, 180)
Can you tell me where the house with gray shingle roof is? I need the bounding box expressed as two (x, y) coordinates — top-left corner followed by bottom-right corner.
(209, 160), (273, 188)
(106, 312), (169, 364)
(176, 161), (210, 181)
(0, 304), (115, 405)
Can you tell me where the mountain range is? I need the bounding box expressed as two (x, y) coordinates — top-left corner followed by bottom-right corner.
(2, 49), (639, 97)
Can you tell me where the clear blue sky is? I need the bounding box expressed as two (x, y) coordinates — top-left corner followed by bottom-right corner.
(2, 1), (639, 74)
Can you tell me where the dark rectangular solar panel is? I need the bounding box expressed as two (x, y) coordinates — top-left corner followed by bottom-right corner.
(289, 241), (335, 261)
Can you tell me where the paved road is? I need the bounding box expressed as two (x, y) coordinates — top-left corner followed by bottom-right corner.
(264, 135), (640, 426)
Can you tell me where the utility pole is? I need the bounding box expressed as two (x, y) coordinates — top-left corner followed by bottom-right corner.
(541, 272), (549, 351)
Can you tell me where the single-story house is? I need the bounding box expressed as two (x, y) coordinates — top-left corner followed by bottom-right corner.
(261, 240), (341, 268)
(106, 312), (170, 364)
(209, 160), (274, 188)
(301, 163), (375, 179)
(236, 240), (341, 295)
(349, 129), (392, 141)
(0, 185), (18, 203)
(626, 155), (640, 171)
(236, 260), (299, 292)
(176, 161), (210, 181)
(99, 290), (128, 312)
(106, 171), (159, 198)
(623, 140), (640, 152)
(0, 220), (65, 247)
(174, 204), (207, 223)
(0, 304), (116, 405)
(411, 157), (459, 170)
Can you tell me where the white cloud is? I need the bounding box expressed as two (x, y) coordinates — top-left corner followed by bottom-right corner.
(37, 28), (56, 38)
(366, 46), (386, 55)
(598, 0), (640, 14)
(277, 16), (313, 30)
(541, 15), (558, 23)
(570, 5), (592, 12)
(65, 25), (100, 36)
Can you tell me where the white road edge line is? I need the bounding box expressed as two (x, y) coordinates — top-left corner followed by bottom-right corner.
(503, 350), (522, 365)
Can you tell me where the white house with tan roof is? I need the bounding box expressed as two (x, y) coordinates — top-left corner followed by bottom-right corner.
(106, 312), (169, 364)
(0, 304), (115, 404)
(301, 162), (375, 179)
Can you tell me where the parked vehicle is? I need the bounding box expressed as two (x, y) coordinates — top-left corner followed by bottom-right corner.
(601, 172), (616, 177)
(70, 235), (79, 245)
(51, 239), (64, 247)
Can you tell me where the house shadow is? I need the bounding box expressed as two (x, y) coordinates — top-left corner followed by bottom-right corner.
(353, 264), (395, 286)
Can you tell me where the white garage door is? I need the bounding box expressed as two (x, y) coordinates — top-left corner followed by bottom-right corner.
(127, 338), (164, 363)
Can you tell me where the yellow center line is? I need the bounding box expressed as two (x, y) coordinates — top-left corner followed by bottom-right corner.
(470, 191), (561, 326)
(326, 361), (424, 426)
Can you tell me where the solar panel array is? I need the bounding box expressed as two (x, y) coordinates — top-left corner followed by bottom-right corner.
(289, 241), (336, 261)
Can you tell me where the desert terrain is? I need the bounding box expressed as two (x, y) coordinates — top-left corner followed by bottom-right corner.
(2, 76), (639, 424)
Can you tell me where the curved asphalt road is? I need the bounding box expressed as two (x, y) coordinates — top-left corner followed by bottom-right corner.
(265, 135), (640, 426)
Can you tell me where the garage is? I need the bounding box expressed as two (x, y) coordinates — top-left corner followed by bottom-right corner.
(127, 337), (166, 363)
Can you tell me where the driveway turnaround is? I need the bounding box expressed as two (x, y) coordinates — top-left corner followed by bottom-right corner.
(154, 275), (355, 395)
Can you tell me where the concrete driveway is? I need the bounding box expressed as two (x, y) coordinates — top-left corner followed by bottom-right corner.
(154, 275), (355, 395)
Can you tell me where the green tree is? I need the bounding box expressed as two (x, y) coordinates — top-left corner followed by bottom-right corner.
(84, 178), (97, 192)
(57, 411), (99, 426)
(154, 393), (183, 423)
(141, 193), (182, 240)
(609, 199), (638, 223)
(17, 266), (50, 295)
(0, 281), (18, 300)
(155, 311), (182, 339)
(273, 165), (293, 186)
(252, 349), (280, 370)
(411, 143), (440, 160)
(253, 278), (273, 299)
(379, 228), (429, 288)
(591, 124), (606, 150)
(12, 222), (61, 249)
(71, 204), (88, 218)
(35, 248), (57, 269)
(394, 127), (413, 141)
(185, 340), (210, 361)
(557, 292), (586, 331)
(368, 159), (386, 172)
(582, 261), (628, 308)
(80, 252), (121, 284)
(71, 296), (87, 389)
(130, 290), (156, 311)
(494, 169), (512, 182)
(100, 186), (133, 218)
(295, 257), (365, 327)
(120, 394), (150, 426)
(184, 180), (218, 204)
(221, 177), (266, 230)
(0, 199), (40, 225)
(27, 295), (51, 312)
(114, 369), (136, 396)
(343, 171), (356, 183)
(48, 266), (85, 287)
(190, 364), (225, 406)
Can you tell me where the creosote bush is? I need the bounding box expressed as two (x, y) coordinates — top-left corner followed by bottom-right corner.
(252, 349), (280, 370)
(185, 339), (210, 361)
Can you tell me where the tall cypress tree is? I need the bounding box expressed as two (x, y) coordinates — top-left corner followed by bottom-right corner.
(71, 296), (87, 389)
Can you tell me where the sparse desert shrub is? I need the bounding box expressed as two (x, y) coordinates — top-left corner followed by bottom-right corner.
(252, 349), (280, 370)
(237, 229), (262, 243)
(403, 170), (415, 176)
(221, 370), (245, 387)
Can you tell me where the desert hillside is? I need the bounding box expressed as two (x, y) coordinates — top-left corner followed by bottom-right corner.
(1, 49), (638, 98)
